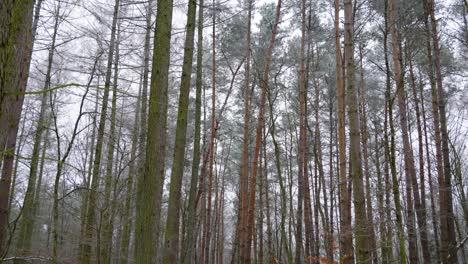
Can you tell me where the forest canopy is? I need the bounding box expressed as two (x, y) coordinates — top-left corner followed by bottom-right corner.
(0, 0), (467, 263)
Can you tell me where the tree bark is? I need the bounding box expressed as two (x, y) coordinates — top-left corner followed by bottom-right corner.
(407, 51), (431, 263)
(388, 0), (419, 262)
(162, 0), (197, 261)
(15, 2), (57, 260)
(266, 86), (292, 263)
(181, 0), (203, 261)
(239, 0), (252, 261)
(426, 0), (458, 261)
(357, 44), (378, 264)
(80, 0), (120, 262)
(135, 0), (173, 261)
(334, 0), (353, 261)
(344, 0), (372, 262)
(100, 18), (122, 263)
(244, 1), (282, 262)
(0, 0), (35, 255)
(119, 76), (141, 264)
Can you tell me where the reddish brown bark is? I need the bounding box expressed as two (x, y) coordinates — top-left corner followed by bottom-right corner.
(244, 1), (282, 262)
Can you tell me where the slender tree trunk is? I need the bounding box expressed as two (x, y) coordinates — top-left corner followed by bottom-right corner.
(373, 124), (389, 263)
(383, 1), (406, 263)
(218, 172), (225, 264)
(334, 0), (352, 261)
(327, 81), (335, 264)
(202, 3), (217, 262)
(344, 0), (372, 262)
(135, 0), (173, 260)
(357, 44), (378, 264)
(266, 88), (291, 263)
(408, 51), (431, 263)
(423, 1), (447, 262)
(245, 1), (282, 262)
(52, 53), (99, 264)
(15, 3), (58, 260)
(162, 0), (197, 262)
(133, 0), (151, 259)
(80, 0), (120, 262)
(118, 77), (141, 264)
(426, 0), (458, 261)
(384, 1), (406, 262)
(239, 0), (253, 261)
(100, 18), (122, 263)
(263, 135), (273, 261)
(303, 2), (316, 262)
(78, 82), (99, 259)
(418, 66), (441, 262)
(388, 0), (419, 262)
(182, 0), (204, 261)
(257, 139), (265, 264)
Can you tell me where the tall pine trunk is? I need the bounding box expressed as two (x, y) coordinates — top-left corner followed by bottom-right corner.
(426, 0), (458, 261)
(384, 1), (406, 261)
(118, 76), (141, 264)
(100, 18), (122, 263)
(162, 0), (197, 261)
(0, 0), (36, 255)
(80, 0), (120, 262)
(334, 0), (352, 261)
(15, 3), (58, 260)
(239, 0), (252, 261)
(344, 0), (371, 262)
(245, 1), (282, 262)
(181, 0), (203, 261)
(135, 0), (173, 261)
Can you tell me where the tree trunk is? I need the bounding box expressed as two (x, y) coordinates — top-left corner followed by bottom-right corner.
(134, 0), (173, 260)
(15, 2), (58, 260)
(182, 0), (204, 261)
(162, 0), (197, 262)
(78, 83), (99, 261)
(372, 123), (389, 263)
(245, 1), (282, 262)
(119, 76), (141, 264)
(384, 1), (406, 262)
(388, 0), (419, 262)
(357, 44), (378, 264)
(239, 0), (252, 261)
(80, 0), (120, 262)
(100, 18), (122, 263)
(407, 51), (431, 263)
(0, 0), (35, 255)
(418, 66), (441, 262)
(426, 0), (458, 261)
(133, 0), (151, 259)
(52, 51), (99, 264)
(344, 0), (372, 262)
(201, 3), (217, 262)
(334, 0), (352, 261)
(266, 87), (291, 263)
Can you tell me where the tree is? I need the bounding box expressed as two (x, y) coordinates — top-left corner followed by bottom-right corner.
(162, 0), (197, 262)
(80, 0), (120, 262)
(388, 0), (419, 262)
(15, 2), (58, 261)
(244, 0), (282, 262)
(344, 0), (371, 262)
(181, 0), (204, 261)
(425, 0), (458, 261)
(334, 0), (352, 261)
(135, 0), (173, 261)
(0, 0), (36, 255)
